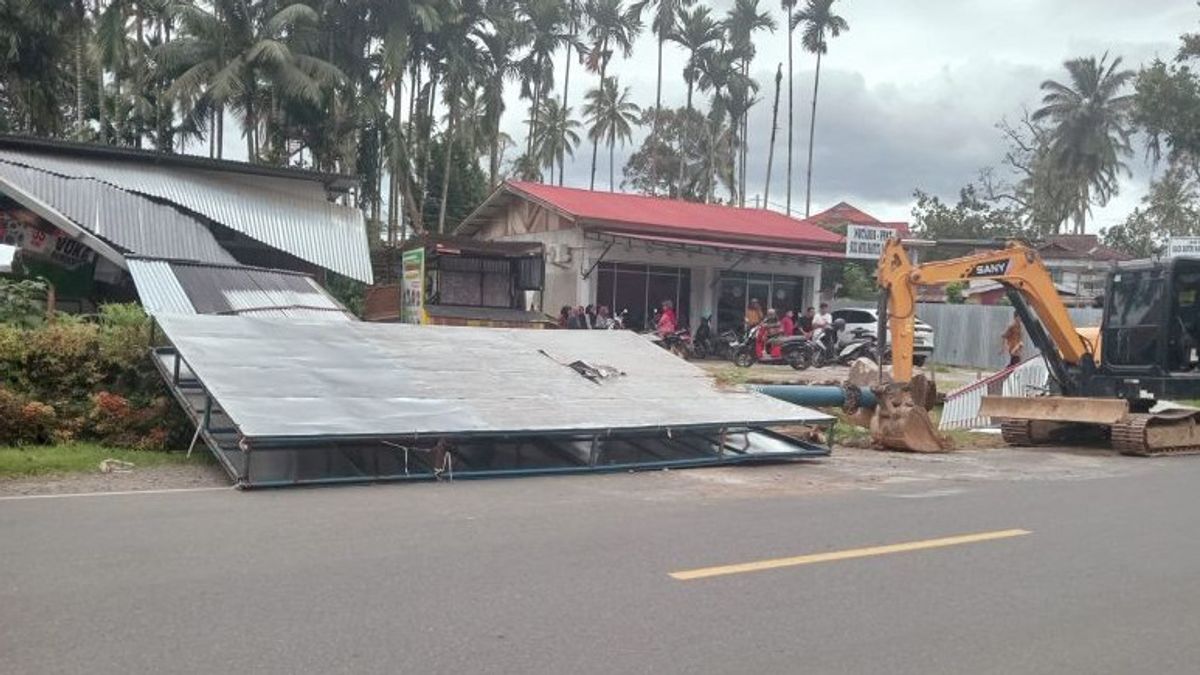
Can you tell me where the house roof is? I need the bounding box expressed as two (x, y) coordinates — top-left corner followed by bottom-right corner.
(1037, 234), (1131, 262)
(806, 202), (910, 237)
(457, 181), (844, 250)
(0, 134), (357, 193)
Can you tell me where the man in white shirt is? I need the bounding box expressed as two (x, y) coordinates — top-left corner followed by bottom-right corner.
(812, 303), (833, 330)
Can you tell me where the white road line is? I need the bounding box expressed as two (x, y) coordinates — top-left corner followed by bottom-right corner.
(0, 486), (234, 501)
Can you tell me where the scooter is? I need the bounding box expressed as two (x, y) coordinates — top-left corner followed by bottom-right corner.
(730, 323), (808, 369)
(792, 323), (880, 369)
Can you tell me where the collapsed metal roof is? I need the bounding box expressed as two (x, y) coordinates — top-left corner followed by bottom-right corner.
(0, 146), (372, 282)
(0, 159), (236, 265)
(153, 315), (831, 487)
(128, 258), (353, 320)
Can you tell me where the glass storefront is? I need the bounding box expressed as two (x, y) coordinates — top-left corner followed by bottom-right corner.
(595, 262), (691, 331)
(717, 272), (811, 333)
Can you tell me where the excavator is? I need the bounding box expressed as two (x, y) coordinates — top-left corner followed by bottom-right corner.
(871, 238), (1200, 455)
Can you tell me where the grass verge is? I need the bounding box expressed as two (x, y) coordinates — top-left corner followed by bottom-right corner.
(0, 443), (212, 478)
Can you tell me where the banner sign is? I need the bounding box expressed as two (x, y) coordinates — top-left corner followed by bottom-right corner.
(845, 224), (895, 260)
(401, 248), (425, 324)
(0, 209), (95, 270)
(1167, 237), (1200, 258)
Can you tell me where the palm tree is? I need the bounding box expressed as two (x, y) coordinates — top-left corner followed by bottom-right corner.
(533, 99), (582, 184)
(669, 5), (721, 192)
(723, 0), (775, 205)
(436, 8), (488, 233)
(584, 0), (641, 189)
(781, 0), (797, 213)
(560, 0), (583, 139)
(584, 76), (640, 191)
(518, 0), (573, 166)
(630, 0), (693, 159)
(162, 0), (342, 163)
(478, 5), (529, 189)
(1033, 53), (1135, 234)
(794, 0), (848, 216)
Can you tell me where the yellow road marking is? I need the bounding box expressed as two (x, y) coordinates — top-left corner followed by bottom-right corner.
(669, 528), (1032, 581)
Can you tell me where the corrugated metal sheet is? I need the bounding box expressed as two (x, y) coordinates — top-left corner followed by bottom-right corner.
(127, 259), (195, 314)
(0, 149), (372, 283)
(127, 258), (352, 321)
(0, 160), (236, 264)
(155, 314), (831, 440)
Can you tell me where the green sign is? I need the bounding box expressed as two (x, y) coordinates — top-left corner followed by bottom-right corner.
(401, 248), (425, 324)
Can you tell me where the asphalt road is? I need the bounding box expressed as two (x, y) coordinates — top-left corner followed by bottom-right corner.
(4, 455), (1200, 674)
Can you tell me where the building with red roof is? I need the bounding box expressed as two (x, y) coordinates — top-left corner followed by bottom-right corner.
(458, 181), (864, 332)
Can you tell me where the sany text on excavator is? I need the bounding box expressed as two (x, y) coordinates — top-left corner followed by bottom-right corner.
(873, 238), (1200, 455)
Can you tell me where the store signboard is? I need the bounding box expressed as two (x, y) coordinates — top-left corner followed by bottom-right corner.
(401, 248), (425, 324)
(1167, 237), (1200, 258)
(845, 224), (895, 260)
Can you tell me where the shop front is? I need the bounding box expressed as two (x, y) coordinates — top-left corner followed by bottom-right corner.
(456, 181), (844, 331)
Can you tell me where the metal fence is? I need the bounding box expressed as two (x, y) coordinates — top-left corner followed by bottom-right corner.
(834, 301), (1103, 369)
(916, 303), (1102, 369)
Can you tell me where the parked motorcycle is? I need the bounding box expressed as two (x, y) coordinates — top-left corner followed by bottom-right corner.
(690, 315), (729, 360)
(792, 321), (880, 369)
(644, 328), (693, 358)
(730, 323), (808, 369)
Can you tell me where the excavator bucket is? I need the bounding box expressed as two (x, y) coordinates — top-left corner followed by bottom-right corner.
(869, 374), (951, 453)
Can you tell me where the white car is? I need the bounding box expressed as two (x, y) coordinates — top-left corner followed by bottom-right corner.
(831, 307), (935, 366)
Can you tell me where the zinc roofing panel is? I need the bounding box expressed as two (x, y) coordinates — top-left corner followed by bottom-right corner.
(0, 160), (236, 264)
(156, 314), (830, 439)
(0, 149), (372, 283)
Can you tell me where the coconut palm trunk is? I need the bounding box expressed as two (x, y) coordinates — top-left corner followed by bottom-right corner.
(589, 49), (609, 191)
(786, 11), (794, 214)
(675, 81), (694, 194)
(764, 64), (781, 205)
(438, 110), (456, 233)
(804, 50), (821, 216)
(609, 137), (616, 191)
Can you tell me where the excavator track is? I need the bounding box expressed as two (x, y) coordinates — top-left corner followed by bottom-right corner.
(1111, 412), (1200, 457)
(1000, 420), (1034, 446)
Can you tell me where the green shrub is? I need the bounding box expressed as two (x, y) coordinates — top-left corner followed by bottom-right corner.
(0, 277), (48, 328)
(0, 303), (185, 448)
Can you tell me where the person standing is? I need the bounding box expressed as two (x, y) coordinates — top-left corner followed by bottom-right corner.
(584, 304), (597, 329)
(1002, 311), (1024, 367)
(657, 300), (677, 337)
(813, 303), (833, 330)
(744, 299), (764, 328)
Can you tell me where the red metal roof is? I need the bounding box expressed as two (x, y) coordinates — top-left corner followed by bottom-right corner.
(596, 231), (846, 259)
(806, 201), (880, 226)
(505, 181), (844, 249)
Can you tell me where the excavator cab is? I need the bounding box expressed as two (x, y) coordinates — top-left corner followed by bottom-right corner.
(1097, 257), (1200, 398)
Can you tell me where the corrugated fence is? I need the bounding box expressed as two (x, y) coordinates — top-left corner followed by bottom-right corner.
(835, 301), (1103, 369)
(917, 303), (1102, 369)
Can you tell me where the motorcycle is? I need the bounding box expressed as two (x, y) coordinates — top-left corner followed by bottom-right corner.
(792, 322), (880, 369)
(690, 315), (728, 360)
(644, 327), (693, 358)
(730, 323), (809, 369)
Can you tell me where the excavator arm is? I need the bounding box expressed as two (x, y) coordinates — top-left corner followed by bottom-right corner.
(876, 239), (1092, 383)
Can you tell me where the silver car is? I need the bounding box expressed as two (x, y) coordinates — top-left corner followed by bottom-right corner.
(830, 307), (936, 366)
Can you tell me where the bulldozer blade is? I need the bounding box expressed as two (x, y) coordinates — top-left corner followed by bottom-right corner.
(870, 380), (950, 453)
(980, 396), (1129, 425)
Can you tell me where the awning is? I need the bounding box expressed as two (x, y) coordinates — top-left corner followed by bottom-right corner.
(591, 230), (845, 260)
(127, 258), (353, 321)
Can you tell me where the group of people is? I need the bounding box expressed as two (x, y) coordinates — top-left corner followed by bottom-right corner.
(745, 299), (834, 337)
(744, 299), (835, 359)
(558, 304), (620, 330)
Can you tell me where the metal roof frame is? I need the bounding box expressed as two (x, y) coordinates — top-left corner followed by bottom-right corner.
(0, 134), (358, 193)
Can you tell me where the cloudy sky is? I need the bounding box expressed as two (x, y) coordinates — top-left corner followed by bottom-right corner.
(508, 0), (1193, 230)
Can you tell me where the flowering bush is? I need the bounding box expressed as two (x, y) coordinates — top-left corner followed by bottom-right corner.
(0, 304), (186, 448)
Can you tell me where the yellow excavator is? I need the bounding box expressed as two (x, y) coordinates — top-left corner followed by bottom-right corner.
(872, 238), (1200, 456)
